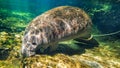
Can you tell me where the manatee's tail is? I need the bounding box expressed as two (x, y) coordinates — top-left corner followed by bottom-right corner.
(92, 30), (120, 37)
(74, 35), (99, 49)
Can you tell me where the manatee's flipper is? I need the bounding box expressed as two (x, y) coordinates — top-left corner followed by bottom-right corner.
(49, 42), (58, 52)
(22, 50), (36, 57)
(43, 42), (58, 54)
(74, 35), (99, 48)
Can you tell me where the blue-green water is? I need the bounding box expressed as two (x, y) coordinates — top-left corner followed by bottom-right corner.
(0, 0), (120, 35)
(0, 0), (120, 67)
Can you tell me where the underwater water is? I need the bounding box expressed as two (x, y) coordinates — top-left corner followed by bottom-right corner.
(0, 0), (120, 68)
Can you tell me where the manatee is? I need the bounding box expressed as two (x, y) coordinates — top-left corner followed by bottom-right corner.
(21, 6), (98, 57)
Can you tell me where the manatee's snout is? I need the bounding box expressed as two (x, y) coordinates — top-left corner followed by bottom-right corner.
(21, 44), (27, 57)
(21, 44), (36, 57)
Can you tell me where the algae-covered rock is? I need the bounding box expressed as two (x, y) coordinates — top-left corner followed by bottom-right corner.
(0, 31), (22, 60)
(22, 53), (120, 68)
(22, 54), (92, 68)
(0, 31), (120, 68)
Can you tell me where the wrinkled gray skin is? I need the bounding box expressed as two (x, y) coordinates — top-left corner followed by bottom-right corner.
(21, 6), (95, 57)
